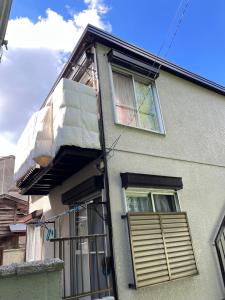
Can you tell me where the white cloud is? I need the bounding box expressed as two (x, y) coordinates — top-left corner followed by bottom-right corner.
(5, 0), (111, 51)
(0, 0), (111, 156)
(0, 133), (17, 156)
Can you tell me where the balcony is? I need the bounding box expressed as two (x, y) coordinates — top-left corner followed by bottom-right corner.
(14, 79), (101, 195)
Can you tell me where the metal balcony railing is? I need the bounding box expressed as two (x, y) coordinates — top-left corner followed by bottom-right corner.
(215, 216), (225, 287)
(50, 234), (112, 299)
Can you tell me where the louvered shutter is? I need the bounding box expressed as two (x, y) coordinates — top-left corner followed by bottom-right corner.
(127, 212), (198, 288)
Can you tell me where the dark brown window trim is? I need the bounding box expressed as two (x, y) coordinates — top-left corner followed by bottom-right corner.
(107, 49), (160, 79)
(62, 175), (104, 205)
(121, 172), (183, 190)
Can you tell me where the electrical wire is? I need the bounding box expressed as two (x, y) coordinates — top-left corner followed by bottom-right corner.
(29, 202), (90, 227)
(106, 0), (191, 160)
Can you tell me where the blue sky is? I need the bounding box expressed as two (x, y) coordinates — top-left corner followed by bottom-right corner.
(10, 0), (225, 85)
(0, 0), (224, 155)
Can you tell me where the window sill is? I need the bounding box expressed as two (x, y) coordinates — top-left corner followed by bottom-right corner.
(114, 121), (166, 136)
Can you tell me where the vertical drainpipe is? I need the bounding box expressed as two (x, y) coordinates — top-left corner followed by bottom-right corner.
(94, 44), (118, 300)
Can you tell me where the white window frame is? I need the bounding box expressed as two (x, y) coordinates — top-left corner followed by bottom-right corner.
(109, 64), (165, 134)
(124, 187), (181, 213)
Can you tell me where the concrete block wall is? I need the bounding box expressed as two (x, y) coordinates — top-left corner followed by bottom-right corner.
(0, 258), (63, 300)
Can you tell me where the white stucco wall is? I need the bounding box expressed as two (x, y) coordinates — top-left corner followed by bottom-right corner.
(96, 43), (225, 300)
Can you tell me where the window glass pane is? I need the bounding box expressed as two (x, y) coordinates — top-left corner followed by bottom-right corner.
(127, 195), (153, 212)
(135, 81), (160, 131)
(112, 71), (138, 126)
(153, 194), (177, 212)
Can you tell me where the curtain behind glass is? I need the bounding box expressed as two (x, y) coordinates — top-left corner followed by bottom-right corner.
(127, 196), (153, 212)
(153, 195), (176, 212)
(135, 81), (160, 131)
(112, 71), (138, 126)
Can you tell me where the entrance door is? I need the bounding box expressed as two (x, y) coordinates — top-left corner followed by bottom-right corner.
(69, 195), (110, 299)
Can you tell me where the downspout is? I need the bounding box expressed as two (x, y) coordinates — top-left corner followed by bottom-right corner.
(94, 44), (118, 300)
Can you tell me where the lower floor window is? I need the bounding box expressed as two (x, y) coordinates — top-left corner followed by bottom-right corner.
(126, 189), (180, 213)
(124, 188), (198, 289)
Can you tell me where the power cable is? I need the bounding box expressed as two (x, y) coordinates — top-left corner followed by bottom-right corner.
(106, 0), (191, 160)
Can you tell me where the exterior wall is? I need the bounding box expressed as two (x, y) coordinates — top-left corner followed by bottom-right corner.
(0, 258), (63, 300)
(96, 43), (225, 300)
(0, 155), (27, 201)
(0, 156), (15, 194)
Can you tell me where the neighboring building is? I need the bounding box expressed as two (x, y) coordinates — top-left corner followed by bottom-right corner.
(14, 25), (225, 300)
(0, 156), (28, 265)
(0, 0), (12, 61)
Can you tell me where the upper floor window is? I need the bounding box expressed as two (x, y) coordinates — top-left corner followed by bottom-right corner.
(111, 67), (165, 133)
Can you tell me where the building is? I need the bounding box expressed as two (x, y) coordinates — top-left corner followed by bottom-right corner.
(0, 0), (12, 61)
(0, 156), (28, 265)
(14, 25), (225, 300)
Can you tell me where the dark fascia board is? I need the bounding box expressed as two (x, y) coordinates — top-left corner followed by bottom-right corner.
(85, 25), (225, 95)
(62, 175), (104, 205)
(121, 172), (183, 190)
(107, 49), (160, 79)
(41, 24), (225, 110)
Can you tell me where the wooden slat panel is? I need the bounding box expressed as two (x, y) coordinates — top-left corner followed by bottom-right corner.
(135, 253), (166, 263)
(130, 218), (160, 224)
(133, 238), (163, 247)
(160, 214), (185, 219)
(131, 224), (161, 231)
(129, 215), (160, 221)
(127, 212), (198, 289)
(170, 264), (197, 274)
(163, 227), (189, 233)
(170, 269), (198, 279)
(129, 213), (159, 219)
(137, 275), (170, 287)
(136, 264), (168, 275)
(132, 234), (162, 241)
(169, 254), (195, 264)
(162, 223), (188, 229)
(170, 259), (196, 269)
(132, 229), (162, 236)
(134, 243), (165, 252)
(167, 245), (193, 253)
(134, 248), (165, 258)
(166, 240), (192, 248)
(161, 218), (186, 224)
(138, 270), (169, 281)
(136, 259), (167, 270)
(165, 235), (191, 242)
(164, 232), (190, 238)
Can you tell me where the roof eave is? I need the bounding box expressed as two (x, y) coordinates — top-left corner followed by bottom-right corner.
(44, 24), (225, 104)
